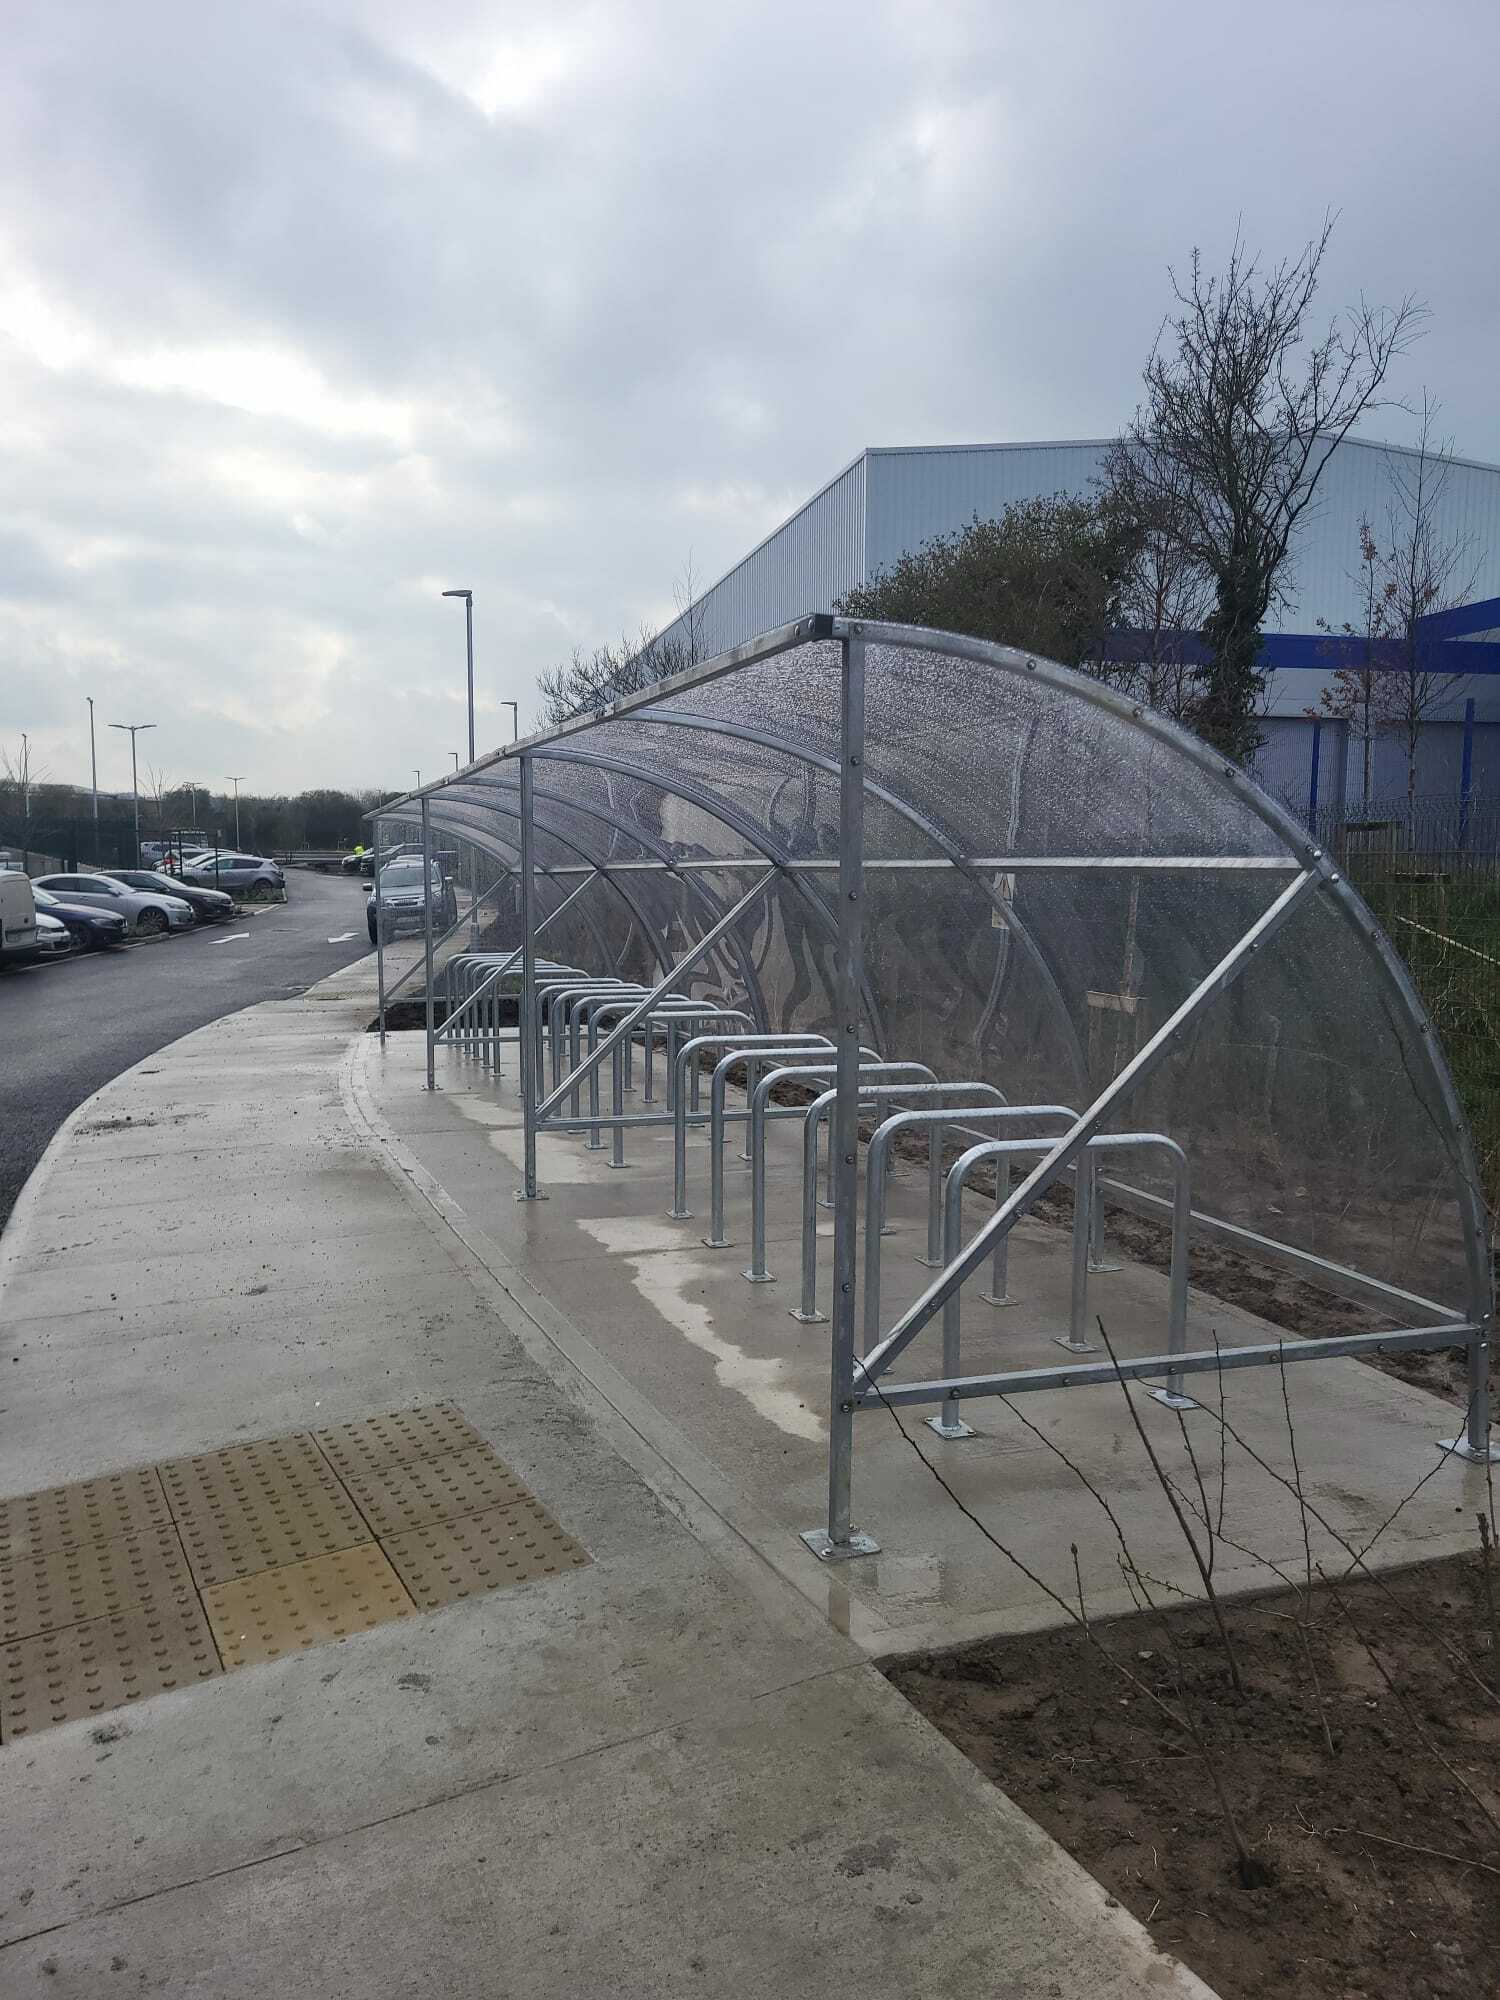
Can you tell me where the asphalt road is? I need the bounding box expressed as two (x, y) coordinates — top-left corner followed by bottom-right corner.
(0, 869), (375, 1234)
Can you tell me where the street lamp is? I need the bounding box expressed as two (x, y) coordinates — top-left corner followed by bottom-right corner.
(501, 700), (519, 743)
(413, 768), (421, 791)
(109, 721), (156, 864)
(86, 699), (99, 848)
(450, 751), (460, 774)
(441, 588), (475, 764)
(226, 775), (246, 848)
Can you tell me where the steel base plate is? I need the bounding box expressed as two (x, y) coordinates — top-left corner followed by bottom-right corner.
(1438, 1436), (1500, 1463)
(800, 1527), (880, 1562)
(1149, 1389), (1200, 1411)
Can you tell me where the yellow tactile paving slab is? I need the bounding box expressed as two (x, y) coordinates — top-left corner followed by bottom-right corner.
(0, 1465), (171, 1562)
(0, 1406), (588, 1741)
(202, 1545), (414, 1668)
(313, 1404), (487, 1482)
(334, 1444), (536, 1539)
(382, 1503), (590, 1611)
(0, 1519), (198, 1646)
(0, 1598), (222, 1738)
(160, 1433), (372, 1588)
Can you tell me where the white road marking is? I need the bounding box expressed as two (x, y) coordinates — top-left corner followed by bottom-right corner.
(327, 931), (359, 942)
(213, 932), (251, 944)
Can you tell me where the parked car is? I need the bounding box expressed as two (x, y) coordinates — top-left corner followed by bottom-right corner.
(31, 884), (130, 951)
(106, 869), (236, 923)
(143, 833), (210, 866)
(180, 852), (286, 901)
(358, 843), (421, 879)
(33, 872), (194, 938)
(30, 910), (77, 962)
(367, 858), (458, 943)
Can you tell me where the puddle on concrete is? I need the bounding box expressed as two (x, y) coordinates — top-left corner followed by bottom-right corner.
(578, 1217), (825, 1442)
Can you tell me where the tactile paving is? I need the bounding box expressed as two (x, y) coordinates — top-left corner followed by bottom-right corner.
(0, 1406), (590, 1742)
(0, 1465), (170, 1561)
(0, 1519), (197, 1646)
(0, 1598), (221, 1738)
(314, 1404), (487, 1483)
(159, 1434), (370, 1587)
(382, 1502), (590, 1610)
(335, 1444), (537, 1539)
(201, 1545), (414, 1668)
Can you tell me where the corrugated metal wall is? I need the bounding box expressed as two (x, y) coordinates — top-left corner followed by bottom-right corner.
(650, 452), (869, 661)
(862, 439), (1111, 575)
(656, 435), (1500, 735)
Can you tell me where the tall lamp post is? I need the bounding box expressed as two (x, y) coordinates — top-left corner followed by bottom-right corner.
(86, 699), (99, 855)
(441, 588), (475, 763)
(226, 775), (246, 848)
(109, 721), (156, 864)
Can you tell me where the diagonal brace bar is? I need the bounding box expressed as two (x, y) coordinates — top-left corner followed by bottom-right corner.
(860, 867), (1322, 1385)
(534, 873), (775, 1123)
(433, 870), (601, 1043)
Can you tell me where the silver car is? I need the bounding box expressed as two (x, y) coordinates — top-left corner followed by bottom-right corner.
(181, 852), (286, 901)
(34, 871), (194, 938)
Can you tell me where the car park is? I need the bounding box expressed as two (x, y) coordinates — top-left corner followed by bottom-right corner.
(33, 872), (195, 937)
(180, 852), (286, 901)
(367, 857), (458, 943)
(31, 885), (129, 951)
(106, 869), (237, 923)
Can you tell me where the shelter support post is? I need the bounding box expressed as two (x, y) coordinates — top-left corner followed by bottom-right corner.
(374, 814), (385, 1044)
(802, 629), (879, 1562)
(421, 796), (435, 1092)
(518, 753), (543, 1200)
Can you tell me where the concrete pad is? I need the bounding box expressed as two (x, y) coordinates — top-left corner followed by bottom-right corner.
(0, 972), (1214, 1999)
(1, 1664), (1210, 2000)
(367, 1036), (1494, 1655)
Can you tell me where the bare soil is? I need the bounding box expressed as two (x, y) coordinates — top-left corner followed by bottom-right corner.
(886, 1553), (1500, 2000)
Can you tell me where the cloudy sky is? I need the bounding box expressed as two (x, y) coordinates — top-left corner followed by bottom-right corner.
(3, 0), (1498, 797)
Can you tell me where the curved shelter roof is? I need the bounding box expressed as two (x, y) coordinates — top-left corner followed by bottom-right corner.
(378, 615), (1489, 1337)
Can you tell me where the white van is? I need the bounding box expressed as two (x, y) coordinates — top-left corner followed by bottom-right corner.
(0, 867), (39, 964)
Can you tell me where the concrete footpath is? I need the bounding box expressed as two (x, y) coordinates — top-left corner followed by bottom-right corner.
(0, 955), (1213, 1998)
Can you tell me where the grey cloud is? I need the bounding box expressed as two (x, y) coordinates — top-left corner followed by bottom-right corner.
(2, 0), (1497, 793)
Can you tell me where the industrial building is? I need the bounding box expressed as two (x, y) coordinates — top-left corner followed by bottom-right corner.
(653, 437), (1500, 820)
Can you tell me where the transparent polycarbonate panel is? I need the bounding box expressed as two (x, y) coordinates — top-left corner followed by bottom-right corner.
(397, 622), (1480, 1316)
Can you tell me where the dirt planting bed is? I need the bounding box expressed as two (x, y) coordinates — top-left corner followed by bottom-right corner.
(886, 1553), (1500, 2000)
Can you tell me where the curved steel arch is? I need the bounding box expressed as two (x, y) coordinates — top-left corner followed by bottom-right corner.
(630, 703), (1092, 1095)
(847, 618), (1492, 1334)
(432, 778), (770, 1028)
(529, 743), (889, 1052)
(413, 796), (670, 982)
(382, 804), (628, 976)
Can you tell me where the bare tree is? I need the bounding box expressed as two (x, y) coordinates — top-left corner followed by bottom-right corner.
(1, 735), (48, 820)
(673, 550), (709, 668)
(1106, 477), (1216, 721)
(1313, 518), (1391, 817)
(1105, 217), (1425, 762)
(536, 624), (692, 727)
(1377, 397), (1479, 823)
